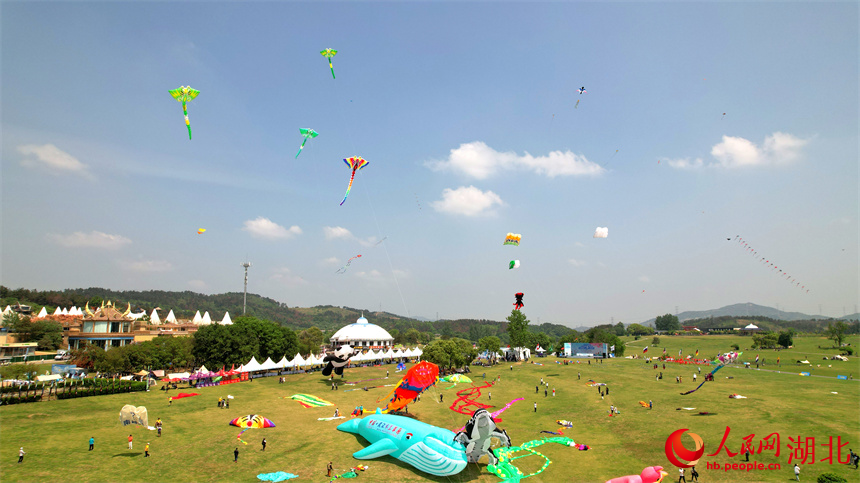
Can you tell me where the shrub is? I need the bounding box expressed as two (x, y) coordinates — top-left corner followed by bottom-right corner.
(843, 347), (854, 356)
(817, 472), (847, 483)
(731, 343), (740, 351)
(652, 337), (661, 345)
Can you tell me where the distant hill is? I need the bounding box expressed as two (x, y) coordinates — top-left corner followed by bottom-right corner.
(641, 302), (829, 325)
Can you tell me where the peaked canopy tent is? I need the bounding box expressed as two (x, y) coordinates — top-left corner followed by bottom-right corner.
(192, 311), (202, 324)
(165, 310), (177, 323)
(221, 312), (232, 325)
(150, 309), (161, 324)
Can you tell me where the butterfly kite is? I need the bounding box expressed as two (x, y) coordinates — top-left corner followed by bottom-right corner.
(168, 86), (200, 140)
(321, 48), (338, 79)
(340, 156), (369, 206)
(575, 86), (586, 109)
(336, 254), (362, 274)
(296, 128), (318, 158)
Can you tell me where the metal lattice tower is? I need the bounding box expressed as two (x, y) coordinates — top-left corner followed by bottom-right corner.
(242, 262), (251, 315)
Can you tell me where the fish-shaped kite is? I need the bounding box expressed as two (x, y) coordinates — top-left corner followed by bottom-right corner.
(168, 86), (200, 140)
(296, 128), (318, 158)
(321, 48), (338, 79)
(340, 156), (369, 206)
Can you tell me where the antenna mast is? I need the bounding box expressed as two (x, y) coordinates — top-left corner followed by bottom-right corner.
(242, 261), (252, 315)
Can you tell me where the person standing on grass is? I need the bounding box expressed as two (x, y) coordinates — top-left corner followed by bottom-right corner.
(262, 438), (266, 451)
(18, 447), (25, 463)
(145, 443), (150, 457)
(794, 463), (800, 480)
(534, 402), (537, 412)
(327, 461), (333, 477)
(690, 466), (699, 481)
(544, 387), (547, 397)
(89, 437), (94, 451)
(649, 400), (652, 409)
(128, 434), (133, 450)
(234, 447), (239, 462)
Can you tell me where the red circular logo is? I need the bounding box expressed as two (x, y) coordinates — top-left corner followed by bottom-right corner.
(665, 429), (704, 468)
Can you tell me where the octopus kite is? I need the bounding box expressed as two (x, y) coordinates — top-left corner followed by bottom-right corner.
(514, 293), (524, 310)
(340, 156), (369, 206)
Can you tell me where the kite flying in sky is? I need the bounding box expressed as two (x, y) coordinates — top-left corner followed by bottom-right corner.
(168, 86), (199, 140)
(320, 48), (338, 79)
(197, 228), (206, 235)
(504, 233), (521, 246)
(509, 260), (520, 270)
(340, 156), (369, 206)
(296, 128), (318, 158)
(336, 254), (362, 274)
(514, 293), (524, 310)
(731, 236), (809, 292)
(575, 87), (586, 109)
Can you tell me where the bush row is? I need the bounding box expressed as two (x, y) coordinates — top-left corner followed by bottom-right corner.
(0, 395), (42, 405)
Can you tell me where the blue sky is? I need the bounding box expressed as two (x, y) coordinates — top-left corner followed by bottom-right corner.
(2, 2), (857, 327)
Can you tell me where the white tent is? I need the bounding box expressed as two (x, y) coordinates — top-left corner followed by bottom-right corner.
(2, 305), (11, 315)
(260, 357), (277, 371)
(60, 307), (69, 315)
(413, 347), (423, 357)
(291, 353), (306, 367)
(276, 356), (290, 368)
(198, 365), (210, 374)
(242, 357), (262, 372)
(129, 311), (147, 320)
(393, 348), (405, 359)
(192, 311), (202, 324)
(165, 310), (177, 323)
(201, 312), (212, 324)
(403, 348), (414, 358)
(71, 306), (80, 316)
(150, 309), (161, 324)
(351, 351), (364, 362)
(744, 323), (759, 330)
(221, 312), (232, 325)
(36, 307), (48, 318)
(383, 349), (395, 359)
(53, 307), (62, 316)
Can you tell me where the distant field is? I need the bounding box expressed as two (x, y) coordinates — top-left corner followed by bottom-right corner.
(1, 334), (858, 483)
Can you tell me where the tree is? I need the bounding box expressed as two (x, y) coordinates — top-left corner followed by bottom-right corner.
(297, 326), (325, 355)
(627, 323), (654, 336)
(2, 312), (33, 340)
(506, 310), (531, 349)
(752, 333), (778, 349)
(777, 331), (794, 348)
(826, 321), (849, 348)
(31, 320), (63, 350)
(388, 329), (400, 345)
(440, 321), (454, 340)
(403, 328), (421, 344)
(652, 337), (661, 345)
(420, 338), (477, 371)
(478, 336), (501, 361)
(655, 314), (680, 332)
(418, 331), (433, 345)
(613, 322), (626, 336)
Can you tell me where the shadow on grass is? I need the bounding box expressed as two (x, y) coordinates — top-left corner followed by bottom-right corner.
(112, 452), (143, 457)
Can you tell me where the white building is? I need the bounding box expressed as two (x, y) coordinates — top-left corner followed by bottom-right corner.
(329, 315), (394, 350)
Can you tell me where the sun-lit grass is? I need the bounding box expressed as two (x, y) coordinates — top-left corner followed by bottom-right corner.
(1, 334), (858, 482)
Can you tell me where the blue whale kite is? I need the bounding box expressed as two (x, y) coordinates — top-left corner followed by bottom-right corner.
(337, 410), (468, 477)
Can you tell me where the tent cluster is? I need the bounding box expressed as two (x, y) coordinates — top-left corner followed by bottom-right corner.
(238, 347), (423, 372)
(29, 306), (85, 318)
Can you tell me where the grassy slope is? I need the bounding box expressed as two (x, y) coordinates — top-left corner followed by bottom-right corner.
(1, 335), (858, 483)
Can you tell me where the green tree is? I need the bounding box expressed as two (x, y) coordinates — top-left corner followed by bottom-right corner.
(297, 326), (324, 355)
(613, 322), (626, 336)
(478, 336), (501, 362)
(506, 310), (531, 348)
(418, 331), (433, 345)
(440, 321), (454, 340)
(420, 338), (477, 371)
(655, 314), (680, 332)
(777, 331), (794, 348)
(2, 312), (33, 340)
(752, 333), (778, 349)
(31, 320), (64, 350)
(627, 323), (654, 336)
(826, 321), (849, 348)
(652, 336), (661, 345)
(388, 329), (401, 345)
(403, 328), (421, 344)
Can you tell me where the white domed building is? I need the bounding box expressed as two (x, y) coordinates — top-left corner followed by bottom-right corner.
(330, 315), (394, 350)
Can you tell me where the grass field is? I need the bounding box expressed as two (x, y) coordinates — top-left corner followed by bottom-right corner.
(1, 334), (858, 483)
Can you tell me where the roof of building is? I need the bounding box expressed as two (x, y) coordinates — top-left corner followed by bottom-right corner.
(330, 316), (393, 343)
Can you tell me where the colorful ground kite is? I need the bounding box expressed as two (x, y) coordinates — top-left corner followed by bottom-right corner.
(441, 374), (472, 384)
(680, 364), (725, 395)
(449, 381), (494, 416)
(594, 227), (608, 238)
(168, 86), (199, 140)
(504, 233), (522, 246)
(230, 415), (276, 428)
(296, 128), (319, 158)
(606, 466), (668, 483)
(290, 394), (334, 408)
(197, 228), (206, 235)
(380, 361), (439, 413)
(340, 156), (369, 206)
(320, 48), (337, 79)
(509, 260), (520, 269)
(514, 293), (524, 310)
(487, 436), (576, 482)
(456, 397), (523, 431)
(257, 472), (299, 482)
(169, 392), (200, 400)
(336, 254), (362, 274)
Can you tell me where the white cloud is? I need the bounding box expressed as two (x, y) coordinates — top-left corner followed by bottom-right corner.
(431, 185), (504, 216)
(667, 132), (808, 169)
(242, 217), (302, 240)
(321, 256), (340, 266)
(18, 144), (90, 176)
(665, 158), (704, 170)
(122, 260), (173, 272)
(324, 226), (353, 240)
(354, 269), (385, 282)
(568, 259), (587, 267)
(188, 280), (207, 290)
(426, 141), (604, 179)
(48, 231), (131, 250)
(270, 267), (308, 286)
(639, 275), (651, 283)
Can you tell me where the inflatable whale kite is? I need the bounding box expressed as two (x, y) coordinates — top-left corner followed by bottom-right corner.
(337, 410), (468, 477)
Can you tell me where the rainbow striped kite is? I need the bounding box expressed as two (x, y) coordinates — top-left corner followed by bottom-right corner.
(340, 156), (369, 206)
(290, 394), (334, 408)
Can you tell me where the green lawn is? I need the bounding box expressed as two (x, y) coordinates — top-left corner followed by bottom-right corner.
(1, 335), (858, 482)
